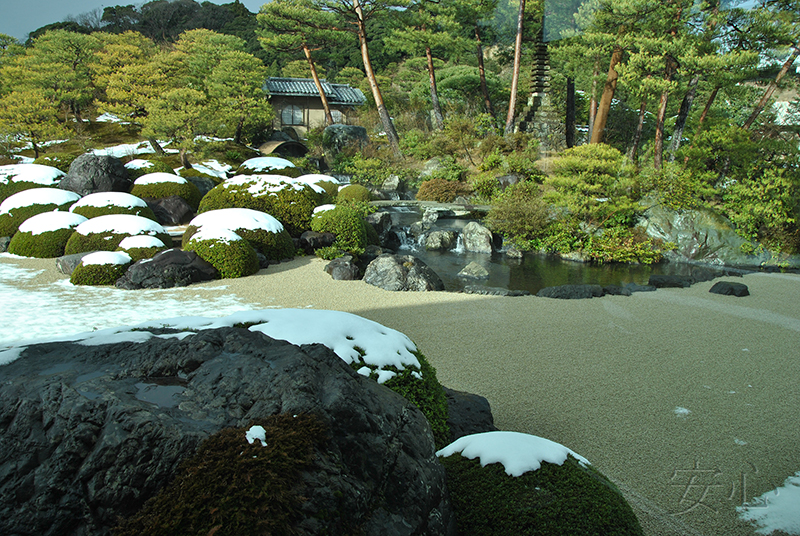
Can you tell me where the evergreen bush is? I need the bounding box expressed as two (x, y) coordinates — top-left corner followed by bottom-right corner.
(183, 209), (295, 261)
(0, 188), (80, 237)
(116, 235), (168, 262)
(124, 160), (176, 181)
(65, 215), (171, 255)
(184, 228), (259, 278)
(336, 184), (372, 203)
(32, 153), (77, 173)
(310, 203), (372, 255)
(485, 182), (550, 249)
(7, 212), (87, 258)
(70, 252), (132, 286)
(416, 178), (473, 203)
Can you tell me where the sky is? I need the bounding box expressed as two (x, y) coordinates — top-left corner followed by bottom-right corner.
(0, 0), (269, 42)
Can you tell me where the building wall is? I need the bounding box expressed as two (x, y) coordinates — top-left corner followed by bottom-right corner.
(270, 96), (355, 138)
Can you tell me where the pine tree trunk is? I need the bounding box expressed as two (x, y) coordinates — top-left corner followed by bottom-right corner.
(628, 98), (647, 164)
(504, 0), (525, 136)
(475, 25), (495, 119)
(148, 137), (166, 155)
(426, 46), (444, 130)
(588, 60), (599, 142)
(566, 77), (575, 148)
(305, 45), (334, 126)
(32, 140), (40, 160)
(743, 43), (800, 130)
(354, 0), (401, 156)
(590, 45), (623, 144)
(234, 118), (244, 145)
(180, 148), (192, 170)
(668, 74), (699, 162)
(683, 85), (720, 165)
(653, 58), (677, 170)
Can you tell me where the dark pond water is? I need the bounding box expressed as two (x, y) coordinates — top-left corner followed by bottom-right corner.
(387, 207), (716, 295)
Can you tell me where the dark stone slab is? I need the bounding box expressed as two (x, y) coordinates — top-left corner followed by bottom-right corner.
(462, 285), (531, 297)
(536, 284), (605, 299)
(648, 274), (695, 288)
(709, 281), (750, 297)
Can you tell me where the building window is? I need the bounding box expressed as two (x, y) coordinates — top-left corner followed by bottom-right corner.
(281, 104), (303, 126)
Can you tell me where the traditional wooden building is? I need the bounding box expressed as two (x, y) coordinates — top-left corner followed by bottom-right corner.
(264, 77), (367, 138)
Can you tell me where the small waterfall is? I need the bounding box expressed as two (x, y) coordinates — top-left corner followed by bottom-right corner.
(453, 234), (465, 254)
(396, 226), (420, 251)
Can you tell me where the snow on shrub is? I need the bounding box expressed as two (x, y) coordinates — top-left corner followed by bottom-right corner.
(0, 164), (65, 202)
(69, 192), (157, 221)
(70, 251), (133, 286)
(124, 159), (177, 181)
(236, 156), (297, 177)
(130, 172), (202, 210)
(298, 173), (340, 202)
(7, 211), (87, 258)
(183, 207), (294, 261)
(116, 234), (168, 262)
(184, 227), (259, 279)
(0, 188), (81, 237)
(65, 214), (171, 255)
(198, 175), (323, 237)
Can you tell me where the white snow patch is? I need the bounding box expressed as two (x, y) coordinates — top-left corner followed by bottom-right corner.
(674, 407), (691, 417)
(224, 174), (323, 195)
(135, 172), (186, 185)
(240, 156), (295, 171)
(0, 188), (80, 213)
(118, 235), (165, 249)
(437, 431), (590, 477)
(734, 438), (748, 446)
(297, 173), (341, 185)
(313, 204), (336, 214)
(186, 160), (231, 179)
(246, 425), (268, 447)
(91, 141), (178, 158)
(738, 471), (800, 535)
(95, 113), (122, 123)
(81, 251), (132, 266)
(75, 214), (166, 236)
(190, 227), (243, 244)
(0, 164), (65, 186)
(70, 192), (148, 210)
(189, 208), (284, 234)
(18, 211), (87, 236)
(124, 159), (155, 170)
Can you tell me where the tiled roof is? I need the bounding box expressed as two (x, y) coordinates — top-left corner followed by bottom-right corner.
(264, 77), (366, 105)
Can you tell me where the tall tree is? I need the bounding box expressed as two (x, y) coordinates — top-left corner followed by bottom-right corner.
(504, 0), (526, 135)
(0, 89), (70, 158)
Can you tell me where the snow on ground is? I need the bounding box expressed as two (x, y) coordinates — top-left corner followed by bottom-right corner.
(738, 471), (800, 535)
(436, 431), (590, 477)
(182, 160), (232, 179)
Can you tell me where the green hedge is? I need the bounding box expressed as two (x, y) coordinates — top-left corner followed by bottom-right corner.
(0, 204), (71, 237)
(125, 160), (176, 181)
(416, 178), (473, 203)
(184, 231), (259, 279)
(32, 153), (78, 173)
(70, 197), (158, 221)
(65, 222), (172, 255)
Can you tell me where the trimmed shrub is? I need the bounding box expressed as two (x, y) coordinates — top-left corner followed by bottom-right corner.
(124, 159), (176, 181)
(116, 235), (168, 262)
(0, 188), (81, 237)
(198, 175), (323, 237)
(131, 173), (202, 210)
(113, 414), (326, 536)
(69, 192), (158, 221)
(237, 156), (297, 176)
(440, 448), (644, 536)
(65, 214), (171, 255)
(70, 251), (133, 286)
(184, 227), (259, 279)
(310, 203), (372, 255)
(485, 182), (550, 249)
(7, 212), (87, 258)
(416, 178), (473, 203)
(32, 153), (78, 173)
(336, 183), (372, 203)
(184, 208), (295, 261)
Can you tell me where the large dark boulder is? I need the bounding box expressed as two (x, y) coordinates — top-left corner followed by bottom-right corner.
(58, 154), (132, 196)
(444, 387), (498, 443)
(324, 254), (360, 281)
(363, 254), (445, 292)
(537, 284), (605, 299)
(709, 281), (750, 297)
(115, 248), (219, 289)
(298, 230), (335, 254)
(143, 195), (195, 226)
(0, 328), (455, 536)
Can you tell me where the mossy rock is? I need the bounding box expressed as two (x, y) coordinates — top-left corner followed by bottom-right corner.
(310, 203), (372, 255)
(198, 176), (323, 237)
(131, 174), (202, 210)
(113, 414), (326, 536)
(184, 228), (259, 279)
(440, 453), (644, 536)
(32, 153), (78, 173)
(116, 235), (168, 262)
(69, 192), (158, 221)
(337, 183), (372, 203)
(0, 188), (81, 237)
(183, 223), (294, 262)
(70, 252), (133, 286)
(65, 215), (171, 255)
(7, 211), (87, 258)
(124, 160), (176, 181)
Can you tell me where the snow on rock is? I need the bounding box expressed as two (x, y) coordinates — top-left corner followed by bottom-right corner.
(74, 214), (166, 236)
(246, 425), (268, 447)
(135, 172), (187, 185)
(436, 431), (591, 477)
(0, 164), (65, 186)
(240, 156), (295, 171)
(0, 188), (81, 213)
(81, 251), (132, 266)
(118, 235), (166, 249)
(70, 192), (148, 211)
(124, 159), (155, 170)
(189, 208), (284, 234)
(18, 211), (87, 236)
(738, 470), (800, 535)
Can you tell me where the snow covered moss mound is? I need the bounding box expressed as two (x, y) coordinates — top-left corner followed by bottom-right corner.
(438, 431), (643, 536)
(298, 173), (341, 203)
(0, 188), (81, 237)
(198, 175), (324, 237)
(184, 227), (259, 279)
(124, 159), (176, 181)
(116, 235), (168, 262)
(130, 172), (202, 210)
(65, 214), (171, 255)
(70, 251), (133, 286)
(183, 208), (294, 261)
(0, 164), (65, 202)
(7, 212), (87, 258)
(237, 156), (299, 177)
(69, 192), (157, 221)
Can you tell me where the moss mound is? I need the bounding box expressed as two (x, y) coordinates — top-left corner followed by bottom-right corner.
(9, 227), (77, 258)
(69, 193), (158, 221)
(184, 229), (259, 279)
(70, 253), (132, 285)
(65, 215), (171, 255)
(0, 164), (65, 203)
(310, 203), (373, 256)
(337, 183), (372, 203)
(183, 223), (294, 262)
(116, 235), (168, 262)
(0, 189), (80, 237)
(124, 160), (176, 181)
(32, 153), (78, 173)
(131, 176), (202, 210)
(198, 176), (322, 237)
(441, 454), (644, 536)
(113, 413), (326, 536)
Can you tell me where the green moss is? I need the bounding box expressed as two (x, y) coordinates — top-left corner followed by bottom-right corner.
(131, 180), (202, 210)
(179, 167), (224, 185)
(310, 204), (372, 255)
(113, 413), (326, 536)
(8, 227), (76, 258)
(182, 224), (294, 262)
(0, 181), (55, 205)
(0, 203), (75, 237)
(336, 184), (372, 203)
(441, 454), (644, 536)
(32, 153), (77, 173)
(65, 230), (173, 255)
(184, 235), (259, 279)
(70, 261), (131, 286)
(316, 180), (340, 203)
(117, 244), (168, 262)
(70, 203), (158, 221)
